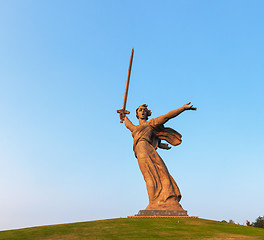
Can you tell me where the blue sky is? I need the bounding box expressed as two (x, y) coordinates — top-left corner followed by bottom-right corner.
(0, 0), (263, 230)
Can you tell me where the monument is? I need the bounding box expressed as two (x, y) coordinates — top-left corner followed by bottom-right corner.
(117, 49), (196, 217)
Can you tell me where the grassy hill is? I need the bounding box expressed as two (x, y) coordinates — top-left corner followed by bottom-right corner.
(1, 218), (264, 240)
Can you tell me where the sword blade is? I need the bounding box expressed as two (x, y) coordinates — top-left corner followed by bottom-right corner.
(122, 48), (134, 111)
(117, 48), (134, 123)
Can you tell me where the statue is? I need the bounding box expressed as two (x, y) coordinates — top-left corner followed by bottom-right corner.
(117, 49), (197, 216)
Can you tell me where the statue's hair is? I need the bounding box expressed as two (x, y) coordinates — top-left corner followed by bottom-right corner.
(136, 104), (152, 120)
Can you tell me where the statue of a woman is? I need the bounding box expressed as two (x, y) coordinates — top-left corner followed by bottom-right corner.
(122, 102), (196, 211)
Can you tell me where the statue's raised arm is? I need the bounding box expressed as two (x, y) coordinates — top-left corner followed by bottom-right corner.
(124, 115), (136, 132)
(154, 102), (197, 125)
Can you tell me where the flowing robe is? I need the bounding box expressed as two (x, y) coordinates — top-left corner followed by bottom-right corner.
(130, 118), (185, 210)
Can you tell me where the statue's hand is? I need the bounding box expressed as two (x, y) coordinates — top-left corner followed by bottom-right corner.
(119, 111), (126, 121)
(158, 143), (171, 150)
(117, 109), (130, 123)
(183, 102), (197, 110)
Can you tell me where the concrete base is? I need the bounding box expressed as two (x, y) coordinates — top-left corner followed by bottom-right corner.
(128, 215), (197, 218)
(134, 209), (188, 217)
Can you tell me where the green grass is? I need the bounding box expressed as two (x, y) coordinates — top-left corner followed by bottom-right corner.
(1, 218), (264, 240)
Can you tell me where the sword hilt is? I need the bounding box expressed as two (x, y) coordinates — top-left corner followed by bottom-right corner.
(117, 109), (130, 123)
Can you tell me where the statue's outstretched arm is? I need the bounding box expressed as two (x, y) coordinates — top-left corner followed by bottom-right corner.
(155, 102), (197, 125)
(124, 116), (136, 132)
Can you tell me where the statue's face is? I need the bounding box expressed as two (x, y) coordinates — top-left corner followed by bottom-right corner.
(137, 106), (148, 120)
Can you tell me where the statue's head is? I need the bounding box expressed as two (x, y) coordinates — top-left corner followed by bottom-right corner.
(136, 104), (152, 120)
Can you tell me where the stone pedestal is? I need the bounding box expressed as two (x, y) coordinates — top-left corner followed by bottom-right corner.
(135, 209), (188, 217)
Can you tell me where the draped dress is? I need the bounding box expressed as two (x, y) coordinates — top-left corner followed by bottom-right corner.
(129, 117), (185, 210)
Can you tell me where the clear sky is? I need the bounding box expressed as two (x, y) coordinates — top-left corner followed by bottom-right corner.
(0, 0), (263, 230)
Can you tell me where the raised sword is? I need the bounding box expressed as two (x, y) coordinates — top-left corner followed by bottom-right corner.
(117, 48), (134, 123)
